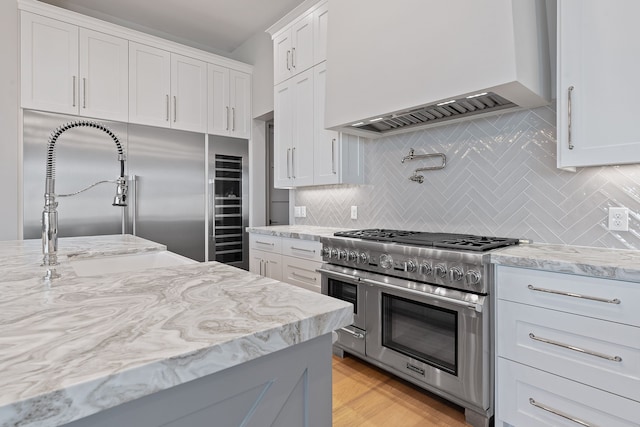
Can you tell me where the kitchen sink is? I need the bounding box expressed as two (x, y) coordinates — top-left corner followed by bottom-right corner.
(70, 251), (197, 277)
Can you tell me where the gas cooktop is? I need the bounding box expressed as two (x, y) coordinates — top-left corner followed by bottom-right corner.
(333, 228), (519, 251)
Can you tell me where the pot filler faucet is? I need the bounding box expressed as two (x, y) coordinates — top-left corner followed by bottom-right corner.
(42, 120), (128, 266)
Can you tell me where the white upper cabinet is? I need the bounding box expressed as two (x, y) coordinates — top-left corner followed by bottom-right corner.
(129, 42), (171, 128)
(171, 53), (207, 133)
(21, 12), (128, 121)
(130, 45), (207, 133)
(313, 63), (364, 186)
(313, 2), (329, 64)
(21, 12), (78, 115)
(274, 68), (315, 188)
(208, 65), (251, 139)
(272, 12), (314, 85)
(557, 0), (640, 168)
(79, 29), (128, 122)
(20, 2), (252, 134)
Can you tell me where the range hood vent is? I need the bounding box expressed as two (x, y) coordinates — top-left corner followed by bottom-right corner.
(352, 92), (516, 134)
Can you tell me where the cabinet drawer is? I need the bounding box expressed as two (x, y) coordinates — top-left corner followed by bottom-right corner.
(282, 256), (322, 292)
(249, 234), (281, 254)
(281, 238), (322, 262)
(497, 358), (640, 427)
(496, 266), (640, 327)
(498, 299), (640, 402)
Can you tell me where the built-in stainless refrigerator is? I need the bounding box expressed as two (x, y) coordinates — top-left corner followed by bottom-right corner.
(23, 110), (249, 267)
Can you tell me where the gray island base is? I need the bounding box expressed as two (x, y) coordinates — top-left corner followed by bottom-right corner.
(64, 334), (333, 427)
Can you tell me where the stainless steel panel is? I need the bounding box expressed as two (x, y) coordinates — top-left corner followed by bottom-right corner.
(208, 135), (248, 270)
(23, 111), (128, 239)
(127, 125), (205, 262)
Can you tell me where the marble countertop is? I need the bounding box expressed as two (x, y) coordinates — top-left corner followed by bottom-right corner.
(491, 242), (640, 282)
(246, 225), (350, 241)
(0, 235), (352, 427)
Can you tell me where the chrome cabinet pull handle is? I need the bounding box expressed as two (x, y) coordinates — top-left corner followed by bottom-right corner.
(529, 398), (593, 427)
(255, 240), (275, 246)
(331, 138), (337, 174)
(286, 50), (291, 71)
(72, 76), (77, 107)
(259, 259), (263, 276)
(264, 260), (268, 276)
(291, 271), (316, 282)
(339, 327), (365, 340)
(166, 95), (169, 121)
(527, 284), (620, 304)
(226, 106), (229, 130)
(529, 333), (622, 362)
(290, 246), (316, 253)
(568, 85), (574, 150)
(292, 147), (296, 178)
(232, 107), (235, 131)
(82, 78), (87, 108)
(287, 148), (291, 178)
(173, 96), (177, 122)
(291, 47), (296, 68)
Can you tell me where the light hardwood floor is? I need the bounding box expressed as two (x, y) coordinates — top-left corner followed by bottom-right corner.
(332, 355), (470, 427)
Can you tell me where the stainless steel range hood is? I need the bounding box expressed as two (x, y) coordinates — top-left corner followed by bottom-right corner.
(325, 0), (552, 138)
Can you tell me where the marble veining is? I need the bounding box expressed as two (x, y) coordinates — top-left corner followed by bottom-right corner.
(491, 243), (640, 282)
(0, 235), (352, 427)
(246, 225), (349, 241)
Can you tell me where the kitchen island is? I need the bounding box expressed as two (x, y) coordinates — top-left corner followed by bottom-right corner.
(0, 235), (352, 427)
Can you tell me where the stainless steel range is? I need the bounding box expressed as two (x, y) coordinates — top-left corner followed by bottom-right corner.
(319, 229), (519, 427)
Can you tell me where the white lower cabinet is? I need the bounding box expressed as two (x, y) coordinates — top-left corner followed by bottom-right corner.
(249, 233), (322, 293)
(495, 266), (640, 426)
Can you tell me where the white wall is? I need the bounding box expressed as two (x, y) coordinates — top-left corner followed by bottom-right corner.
(230, 31), (274, 227)
(0, 1), (20, 240)
(230, 31), (274, 119)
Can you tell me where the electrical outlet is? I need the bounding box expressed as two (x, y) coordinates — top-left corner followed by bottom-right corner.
(608, 207), (629, 231)
(351, 206), (358, 220)
(300, 206), (307, 217)
(294, 206), (301, 217)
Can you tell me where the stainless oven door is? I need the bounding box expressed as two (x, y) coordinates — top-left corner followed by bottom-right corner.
(319, 264), (367, 355)
(364, 273), (490, 411)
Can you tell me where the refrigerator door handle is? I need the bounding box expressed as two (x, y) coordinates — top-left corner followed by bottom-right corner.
(130, 174), (138, 236)
(208, 178), (215, 260)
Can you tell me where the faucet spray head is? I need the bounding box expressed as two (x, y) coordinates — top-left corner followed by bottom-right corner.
(112, 177), (128, 207)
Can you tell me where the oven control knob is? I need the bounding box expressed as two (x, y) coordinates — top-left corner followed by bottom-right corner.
(358, 253), (368, 264)
(379, 254), (393, 269)
(420, 263), (433, 276)
(347, 251), (358, 262)
(329, 248), (339, 259)
(449, 266), (464, 281)
(322, 247), (330, 257)
(404, 260), (417, 273)
(466, 270), (482, 286)
(338, 249), (348, 260)
(434, 264), (447, 278)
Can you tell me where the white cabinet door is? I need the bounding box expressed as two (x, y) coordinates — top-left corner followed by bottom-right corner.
(170, 53), (207, 133)
(291, 68), (315, 186)
(291, 13), (314, 76)
(274, 80), (294, 188)
(21, 12), (78, 115)
(557, 0), (640, 168)
(207, 64), (230, 136)
(273, 30), (293, 86)
(79, 29), (128, 122)
(313, 63), (340, 185)
(313, 2), (329, 65)
(229, 70), (251, 139)
(129, 42), (171, 128)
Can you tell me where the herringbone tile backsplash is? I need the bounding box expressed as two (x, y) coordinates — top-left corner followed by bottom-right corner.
(293, 103), (640, 249)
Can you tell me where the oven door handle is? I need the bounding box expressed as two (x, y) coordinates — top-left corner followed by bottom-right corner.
(317, 268), (362, 282)
(361, 277), (484, 313)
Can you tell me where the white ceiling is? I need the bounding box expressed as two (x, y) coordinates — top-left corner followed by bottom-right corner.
(39, 0), (307, 55)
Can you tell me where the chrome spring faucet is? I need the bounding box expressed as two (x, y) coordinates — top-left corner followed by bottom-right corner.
(42, 120), (128, 266)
